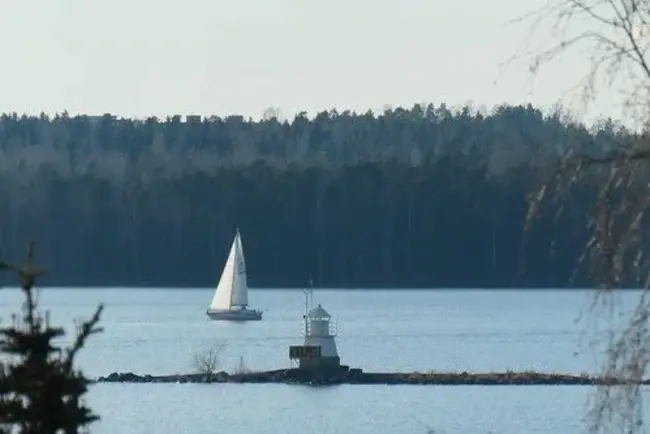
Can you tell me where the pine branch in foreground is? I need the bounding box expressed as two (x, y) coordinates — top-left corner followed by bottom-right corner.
(0, 242), (104, 434)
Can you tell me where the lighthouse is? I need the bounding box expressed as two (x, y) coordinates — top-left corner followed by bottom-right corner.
(289, 289), (341, 371)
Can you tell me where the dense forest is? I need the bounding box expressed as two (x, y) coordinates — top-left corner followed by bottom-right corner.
(0, 104), (634, 288)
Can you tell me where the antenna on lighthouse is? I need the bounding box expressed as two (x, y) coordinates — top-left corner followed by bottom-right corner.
(303, 278), (314, 337)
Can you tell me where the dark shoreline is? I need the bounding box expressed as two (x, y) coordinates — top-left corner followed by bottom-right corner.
(96, 369), (650, 386)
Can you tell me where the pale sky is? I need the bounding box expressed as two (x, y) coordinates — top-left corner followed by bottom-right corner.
(0, 0), (632, 125)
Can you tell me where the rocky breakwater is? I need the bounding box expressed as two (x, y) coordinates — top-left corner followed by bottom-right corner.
(96, 368), (650, 386)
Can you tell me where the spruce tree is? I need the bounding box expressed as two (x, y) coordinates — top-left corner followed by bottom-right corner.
(0, 242), (103, 434)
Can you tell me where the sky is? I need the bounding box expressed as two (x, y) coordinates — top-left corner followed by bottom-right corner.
(0, 0), (636, 126)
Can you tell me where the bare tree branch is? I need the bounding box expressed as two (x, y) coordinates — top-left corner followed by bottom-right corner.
(513, 1), (650, 433)
(508, 0), (650, 121)
(192, 345), (225, 382)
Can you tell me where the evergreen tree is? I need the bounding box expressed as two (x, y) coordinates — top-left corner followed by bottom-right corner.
(0, 242), (103, 434)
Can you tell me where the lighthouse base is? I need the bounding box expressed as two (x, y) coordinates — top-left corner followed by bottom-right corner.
(298, 356), (341, 371)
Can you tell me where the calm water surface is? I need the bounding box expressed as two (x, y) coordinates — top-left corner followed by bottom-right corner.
(0, 288), (646, 433)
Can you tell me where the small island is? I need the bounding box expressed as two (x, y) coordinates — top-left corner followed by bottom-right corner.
(96, 368), (650, 386)
(97, 292), (649, 387)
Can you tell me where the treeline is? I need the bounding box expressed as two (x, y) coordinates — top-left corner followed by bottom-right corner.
(0, 105), (633, 288)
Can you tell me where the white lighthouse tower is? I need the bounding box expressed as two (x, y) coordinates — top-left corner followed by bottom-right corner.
(289, 287), (341, 370)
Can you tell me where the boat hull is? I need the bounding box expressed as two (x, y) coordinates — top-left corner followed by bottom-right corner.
(206, 308), (263, 321)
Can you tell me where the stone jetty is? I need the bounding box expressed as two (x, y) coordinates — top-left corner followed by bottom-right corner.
(96, 367), (650, 386)
(97, 293), (650, 387)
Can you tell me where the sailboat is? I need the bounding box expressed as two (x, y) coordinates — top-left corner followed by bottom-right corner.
(206, 229), (263, 321)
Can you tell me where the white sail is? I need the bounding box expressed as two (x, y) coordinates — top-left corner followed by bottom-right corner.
(209, 231), (248, 310)
(231, 232), (248, 306)
(209, 236), (237, 310)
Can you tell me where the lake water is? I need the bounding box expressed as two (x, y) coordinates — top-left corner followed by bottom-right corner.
(0, 287), (647, 433)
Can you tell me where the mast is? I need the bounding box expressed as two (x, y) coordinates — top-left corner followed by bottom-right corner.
(303, 289), (309, 336)
(229, 233), (237, 309)
(303, 279), (313, 336)
(230, 229), (249, 309)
